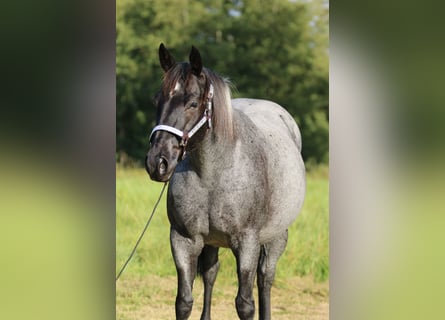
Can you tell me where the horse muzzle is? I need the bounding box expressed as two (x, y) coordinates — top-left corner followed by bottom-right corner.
(145, 146), (179, 182)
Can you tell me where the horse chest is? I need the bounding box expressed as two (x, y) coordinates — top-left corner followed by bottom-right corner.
(168, 170), (265, 247)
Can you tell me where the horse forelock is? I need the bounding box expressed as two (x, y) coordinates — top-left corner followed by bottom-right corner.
(162, 63), (188, 95)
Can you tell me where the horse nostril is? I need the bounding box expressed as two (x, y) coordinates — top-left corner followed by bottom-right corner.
(158, 157), (168, 175)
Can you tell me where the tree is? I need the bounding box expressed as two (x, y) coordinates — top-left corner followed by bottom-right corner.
(116, 0), (329, 166)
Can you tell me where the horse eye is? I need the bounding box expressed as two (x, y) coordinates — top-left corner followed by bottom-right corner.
(190, 101), (198, 108)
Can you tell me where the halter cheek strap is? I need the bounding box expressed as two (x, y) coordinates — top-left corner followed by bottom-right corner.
(149, 84), (214, 155)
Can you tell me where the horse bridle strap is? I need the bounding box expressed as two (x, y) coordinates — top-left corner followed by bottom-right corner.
(149, 84), (214, 150)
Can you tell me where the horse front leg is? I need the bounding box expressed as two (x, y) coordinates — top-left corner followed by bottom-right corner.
(232, 232), (261, 320)
(198, 245), (220, 320)
(170, 228), (204, 320)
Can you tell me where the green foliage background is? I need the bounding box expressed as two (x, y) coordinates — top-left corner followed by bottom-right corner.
(117, 0), (328, 166)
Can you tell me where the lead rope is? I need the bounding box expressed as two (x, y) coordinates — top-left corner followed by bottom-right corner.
(116, 182), (168, 281)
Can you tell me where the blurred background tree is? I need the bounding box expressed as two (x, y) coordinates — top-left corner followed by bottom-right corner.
(117, 0), (328, 166)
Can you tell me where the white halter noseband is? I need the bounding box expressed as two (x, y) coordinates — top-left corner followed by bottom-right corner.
(149, 84), (214, 150)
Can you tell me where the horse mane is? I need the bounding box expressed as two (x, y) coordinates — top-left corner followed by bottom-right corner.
(203, 68), (234, 142)
(162, 63), (234, 142)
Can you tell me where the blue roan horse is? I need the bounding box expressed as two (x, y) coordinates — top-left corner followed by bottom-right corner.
(146, 44), (305, 320)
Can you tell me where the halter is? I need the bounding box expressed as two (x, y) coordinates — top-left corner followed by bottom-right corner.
(149, 84), (214, 157)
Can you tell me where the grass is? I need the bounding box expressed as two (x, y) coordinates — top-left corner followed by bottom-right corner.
(116, 165), (329, 319)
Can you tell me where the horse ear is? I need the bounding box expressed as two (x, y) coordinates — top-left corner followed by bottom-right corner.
(189, 45), (202, 76)
(159, 43), (176, 72)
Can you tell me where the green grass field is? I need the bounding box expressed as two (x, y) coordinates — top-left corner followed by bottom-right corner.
(116, 165), (329, 319)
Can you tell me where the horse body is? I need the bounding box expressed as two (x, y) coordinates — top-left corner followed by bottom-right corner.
(146, 44), (305, 320)
(168, 98), (305, 248)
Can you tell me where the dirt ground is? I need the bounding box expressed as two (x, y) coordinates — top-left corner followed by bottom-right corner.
(117, 275), (329, 319)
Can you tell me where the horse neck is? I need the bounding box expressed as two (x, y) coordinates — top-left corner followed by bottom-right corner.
(188, 94), (236, 178)
(188, 130), (232, 179)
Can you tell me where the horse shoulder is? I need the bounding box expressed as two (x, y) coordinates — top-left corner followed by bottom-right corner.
(167, 161), (210, 236)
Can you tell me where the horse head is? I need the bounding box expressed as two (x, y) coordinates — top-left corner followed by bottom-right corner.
(145, 44), (212, 182)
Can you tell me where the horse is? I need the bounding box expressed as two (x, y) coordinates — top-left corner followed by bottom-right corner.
(145, 43), (305, 320)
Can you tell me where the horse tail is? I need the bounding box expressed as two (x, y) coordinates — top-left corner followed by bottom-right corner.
(282, 112), (303, 153)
